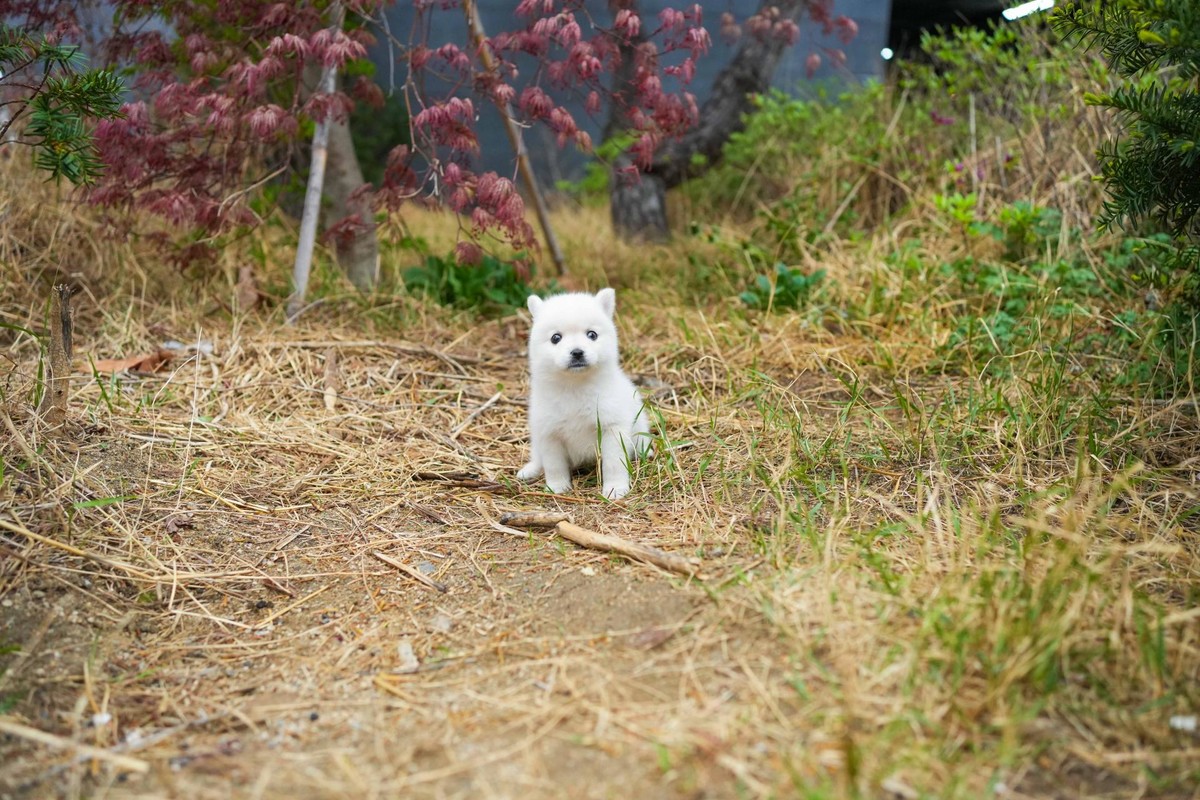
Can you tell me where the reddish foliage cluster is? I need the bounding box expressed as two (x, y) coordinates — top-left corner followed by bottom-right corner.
(3, 1), (856, 261)
(389, 1), (717, 249)
(3, 0), (375, 257)
(92, 1), (368, 240)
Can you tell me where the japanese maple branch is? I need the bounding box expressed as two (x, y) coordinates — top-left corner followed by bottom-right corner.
(462, 0), (567, 276)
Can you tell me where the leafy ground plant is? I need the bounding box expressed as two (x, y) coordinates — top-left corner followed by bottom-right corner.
(402, 250), (543, 314)
(740, 262), (826, 311)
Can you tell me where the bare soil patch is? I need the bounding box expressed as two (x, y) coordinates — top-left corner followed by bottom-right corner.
(0, 308), (785, 799)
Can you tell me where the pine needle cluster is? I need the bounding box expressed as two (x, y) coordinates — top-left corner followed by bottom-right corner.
(1055, 2), (1200, 239)
(0, 26), (123, 185)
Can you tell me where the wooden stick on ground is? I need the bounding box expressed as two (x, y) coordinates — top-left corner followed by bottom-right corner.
(499, 513), (701, 578)
(371, 550), (448, 593)
(37, 284), (72, 427)
(499, 511), (572, 529)
(0, 716), (149, 774)
(555, 521), (700, 577)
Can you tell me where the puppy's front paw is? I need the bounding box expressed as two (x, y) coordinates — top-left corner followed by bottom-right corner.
(517, 462), (542, 482)
(602, 481), (630, 501)
(546, 478), (572, 494)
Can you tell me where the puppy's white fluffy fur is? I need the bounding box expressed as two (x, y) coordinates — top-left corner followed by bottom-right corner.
(517, 288), (650, 499)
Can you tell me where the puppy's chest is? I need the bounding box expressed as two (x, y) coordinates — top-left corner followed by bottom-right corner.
(532, 381), (624, 428)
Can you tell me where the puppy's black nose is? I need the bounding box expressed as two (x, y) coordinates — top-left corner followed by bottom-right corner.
(570, 348), (584, 359)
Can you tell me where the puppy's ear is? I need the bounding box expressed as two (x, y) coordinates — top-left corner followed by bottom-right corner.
(595, 288), (616, 317)
(527, 295), (543, 318)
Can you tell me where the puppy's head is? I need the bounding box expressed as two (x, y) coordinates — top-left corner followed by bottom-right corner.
(526, 289), (619, 377)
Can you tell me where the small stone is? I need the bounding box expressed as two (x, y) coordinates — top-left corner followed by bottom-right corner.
(429, 613), (453, 634)
(395, 639), (419, 674)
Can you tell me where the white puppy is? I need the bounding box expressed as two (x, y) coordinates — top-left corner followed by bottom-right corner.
(517, 288), (650, 499)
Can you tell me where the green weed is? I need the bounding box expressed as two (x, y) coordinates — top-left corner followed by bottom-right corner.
(740, 263), (826, 312)
(402, 248), (549, 314)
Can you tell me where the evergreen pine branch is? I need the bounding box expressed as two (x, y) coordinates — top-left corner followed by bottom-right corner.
(1, 25), (124, 185)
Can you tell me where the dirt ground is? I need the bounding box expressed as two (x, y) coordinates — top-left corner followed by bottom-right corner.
(0, 307), (823, 799)
(2, 291), (1196, 799)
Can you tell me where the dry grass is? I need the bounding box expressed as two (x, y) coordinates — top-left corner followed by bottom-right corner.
(1, 146), (1199, 800)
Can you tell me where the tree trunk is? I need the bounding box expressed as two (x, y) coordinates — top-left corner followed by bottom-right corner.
(324, 108), (380, 292)
(298, 58), (380, 294)
(608, 0), (806, 241)
(606, 1), (669, 242)
(287, 56), (336, 322)
(610, 153), (668, 242)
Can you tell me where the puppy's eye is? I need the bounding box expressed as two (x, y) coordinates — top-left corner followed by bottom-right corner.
(586, 330), (598, 341)
(550, 333), (562, 345)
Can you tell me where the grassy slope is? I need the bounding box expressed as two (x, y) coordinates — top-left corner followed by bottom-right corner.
(0, 166), (1196, 798)
(1, 25), (1199, 796)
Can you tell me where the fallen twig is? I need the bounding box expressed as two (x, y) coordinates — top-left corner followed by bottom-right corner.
(554, 521), (701, 577)
(497, 513), (702, 578)
(499, 511), (573, 529)
(414, 471), (508, 492)
(371, 549), (448, 593)
(0, 716), (149, 774)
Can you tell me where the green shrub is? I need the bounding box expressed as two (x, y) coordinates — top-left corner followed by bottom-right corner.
(1055, 1), (1200, 306)
(0, 25), (123, 184)
(685, 21), (1108, 248)
(935, 198), (1113, 376)
(1053, 1), (1200, 392)
(740, 262), (825, 312)
(402, 250), (546, 314)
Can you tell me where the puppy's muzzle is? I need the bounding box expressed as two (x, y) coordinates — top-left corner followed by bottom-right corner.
(567, 348), (589, 369)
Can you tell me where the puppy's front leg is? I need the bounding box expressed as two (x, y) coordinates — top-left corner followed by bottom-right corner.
(600, 428), (632, 500)
(541, 442), (573, 494)
(517, 444), (543, 482)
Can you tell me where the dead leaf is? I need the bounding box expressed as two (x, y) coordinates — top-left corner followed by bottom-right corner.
(235, 264), (262, 311)
(626, 626), (676, 650)
(91, 349), (173, 374)
(164, 513), (194, 535)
